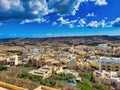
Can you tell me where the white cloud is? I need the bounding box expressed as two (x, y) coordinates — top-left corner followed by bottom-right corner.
(71, 20), (78, 23)
(0, 0), (108, 20)
(0, 0), (86, 20)
(57, 17), (72, 28)
(95, 0), (107, 6)
(0, 0), (49, 19)
(110, 18), (120, 27)
(20, 17), (47, 24)
(0, 0), (24, 12)
(87, 21), (99, 28)
(52, 22), (58, 26)
(89, 0), (107, 6)
(72, 0), (86, 15)
(99, 20), (106, 27)
(0, 0), (109, 26)
(56, 17), (107, 28)
(28, 0), (48, 15)
(58, 17), (70, 25)
(86, 12), (96, 17)
(77, 18), (86, 27)
(57, 17), (78, 28)
(69, 24), (74, 28)
(87, 20), (106, 28)
(48, 0), (86, 15)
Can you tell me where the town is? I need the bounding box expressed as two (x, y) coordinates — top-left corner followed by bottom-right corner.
(0, 36), (120, 90)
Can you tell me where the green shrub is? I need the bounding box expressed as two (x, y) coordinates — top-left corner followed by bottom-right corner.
(0, 64), (7, 71)
(79, 72), (92, 80)
(93, 83), (105, 90)
(18, 72), (56, 87)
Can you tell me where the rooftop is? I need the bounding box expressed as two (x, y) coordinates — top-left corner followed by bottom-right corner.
(100, 57), (120, 64)
(93, 57), (120, 64)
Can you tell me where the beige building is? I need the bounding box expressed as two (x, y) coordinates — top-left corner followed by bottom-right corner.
(57, 66), (78, 77)
(93, 70), (120, 90)
(8, 55), (19, 66)
(90, 57), (120, 72)
(29, 65), (53, 79)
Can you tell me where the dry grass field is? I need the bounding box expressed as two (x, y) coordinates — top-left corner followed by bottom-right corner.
(0, 66), (39, 90)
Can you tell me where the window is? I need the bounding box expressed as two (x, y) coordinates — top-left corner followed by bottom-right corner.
(107, 66), (111, 70)
(115, 66), (119, 68)
(115, 66), (119, 71)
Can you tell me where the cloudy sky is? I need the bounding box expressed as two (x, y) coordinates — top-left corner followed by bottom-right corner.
(0, 0), (120, 38)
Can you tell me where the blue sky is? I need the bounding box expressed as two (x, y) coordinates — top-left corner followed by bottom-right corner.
(0, 0), (120, 38)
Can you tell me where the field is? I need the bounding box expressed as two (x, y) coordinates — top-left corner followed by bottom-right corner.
(0, 66), (39, 90)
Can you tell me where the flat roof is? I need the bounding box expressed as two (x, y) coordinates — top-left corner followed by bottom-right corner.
(93, 57), (120, 64)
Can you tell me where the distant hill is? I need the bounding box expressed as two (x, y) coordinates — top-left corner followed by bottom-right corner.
(0, 35), (120, 46)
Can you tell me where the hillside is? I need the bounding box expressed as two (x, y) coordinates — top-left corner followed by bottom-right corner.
(0, 35), (120, 46)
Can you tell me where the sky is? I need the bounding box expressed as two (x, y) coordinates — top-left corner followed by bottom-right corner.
(0, 0), (120, 38)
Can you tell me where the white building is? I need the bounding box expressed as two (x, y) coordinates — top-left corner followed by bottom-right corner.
(68, 54), (76, 60)
(8, 55), (19, 66)
(29, 65), (53, 79)
(57, 66), (78, 77)
(93, 70), (120, 90)
(97, 44), (111, 50)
